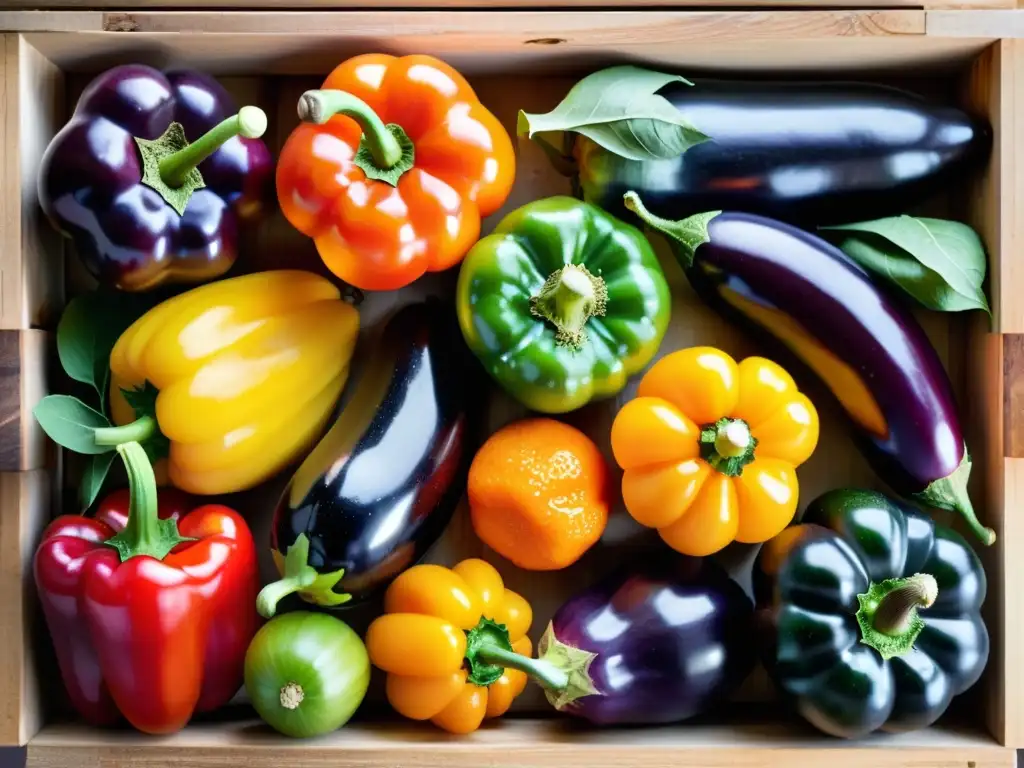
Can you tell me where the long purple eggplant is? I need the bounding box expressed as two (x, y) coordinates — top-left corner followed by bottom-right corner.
(623, 191), (994, 546)
(531, 556), (754, 725)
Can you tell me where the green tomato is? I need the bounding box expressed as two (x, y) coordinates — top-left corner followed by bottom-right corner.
(244, 611), (370, 738)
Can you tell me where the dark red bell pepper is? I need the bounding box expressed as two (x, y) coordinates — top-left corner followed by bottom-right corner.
(37, 65), (273, 292)
(34, 441), (260, 734)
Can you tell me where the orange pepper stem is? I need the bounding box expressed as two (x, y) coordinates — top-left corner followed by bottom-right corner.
(160, 107), (268, 189)
(698, 416), (758, 477)
(102, 441), (193, 563)
(297, 90), (416, 186)
(474, 644), (570, 691)
(855, 574), (938, 661)
(529, 264), (608, 350)
(94, 414), (156, 447)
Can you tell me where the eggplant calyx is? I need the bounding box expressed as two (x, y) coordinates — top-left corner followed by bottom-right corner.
(529, 263), (608, 350)
(257, 533), (352, 619)
(912, 448), (996, 546)
(536, 622), (600, 711)
(699, 417), (758, 477)
(856, 573), (939, 661)
(465, 618), (571, 691)
(623, 191), (720, 269)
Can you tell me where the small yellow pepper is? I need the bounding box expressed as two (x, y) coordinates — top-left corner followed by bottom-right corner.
(106, 270), (359, 495)
(367, 559), (563, 734)
(610, 346), (819, 556)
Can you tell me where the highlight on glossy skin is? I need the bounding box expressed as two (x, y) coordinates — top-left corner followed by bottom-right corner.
(276, 53), (516, 291)
(610, 347), (819, 556)
(108, 270), (360, 495)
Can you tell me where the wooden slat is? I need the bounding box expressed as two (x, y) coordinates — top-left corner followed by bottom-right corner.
(0, 470), (51, 747)
(1004, 334), (1024, 458)
(24, 716), (1014, 768)
(0, 0), (1014, 9)
(0, 34), (64, 331)
(0, 330), (49, 472)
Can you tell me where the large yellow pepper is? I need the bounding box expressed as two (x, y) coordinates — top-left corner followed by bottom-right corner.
(366, 559), (560, 735)
(610, 347), (819, 556)
(106, 270), (359, 495)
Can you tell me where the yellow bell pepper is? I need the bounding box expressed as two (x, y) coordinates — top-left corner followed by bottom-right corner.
(105, 270), (359, 495)
(366, 559), (555, 735)
(610, 346), (819, 556)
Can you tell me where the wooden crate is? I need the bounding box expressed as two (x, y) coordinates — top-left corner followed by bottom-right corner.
(1, 9), (1022, 767)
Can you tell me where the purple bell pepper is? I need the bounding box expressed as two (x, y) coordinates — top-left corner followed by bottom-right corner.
(38, 64), (273, 292)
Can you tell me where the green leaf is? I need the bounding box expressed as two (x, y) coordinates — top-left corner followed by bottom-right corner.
(32, 396), (113, 455)
(55, 291), (152, 411)
(79, 452), (116, 511)
(517, 65), (709, 162)
(821, 216), (990, 314)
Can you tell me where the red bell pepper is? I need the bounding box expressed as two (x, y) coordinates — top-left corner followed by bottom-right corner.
(34, 441), (260, 734)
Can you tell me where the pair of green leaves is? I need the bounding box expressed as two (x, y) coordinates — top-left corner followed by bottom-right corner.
(33, 291), (157, 510)
(518, 66), (709, 163)
(822, 216), (990, 315)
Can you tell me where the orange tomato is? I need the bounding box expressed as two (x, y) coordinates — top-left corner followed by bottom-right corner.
(610, 347), (819, 556)
(467, 418), (610, 571)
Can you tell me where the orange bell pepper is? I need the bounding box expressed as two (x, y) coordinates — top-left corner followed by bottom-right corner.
(276, 53), (516, 292)
(366, 559), (561, 734)
(610, 347), (820, 556)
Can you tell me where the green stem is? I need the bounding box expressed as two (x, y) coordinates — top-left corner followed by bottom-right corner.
(257, 533), (351, 619)
(94, 415), (156, 447)
(256, 571), (316, 619)
(529, 264), (608, 349)
(474, 644), (569, 691)
(699, 417), (758, 477)
(159, 106), (268, 189)
(623, 191), (720, 270)
(103, 442), (193, 562)
(298, 90), (402, 169)
(855, 573), (938, 661)
(873, 574), (939, 636)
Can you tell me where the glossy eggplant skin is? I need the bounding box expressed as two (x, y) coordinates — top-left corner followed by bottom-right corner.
(576, 81), (989, 225)
(546, 556), (755, 725)
(269, 300), (482, 607)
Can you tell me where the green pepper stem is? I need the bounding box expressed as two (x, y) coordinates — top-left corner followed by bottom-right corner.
(298, 90), (402, 169)
(159, 106), (268, 189)
(94, 415), (156, 447)
(529, 264), (608, 350)
(257, 533), (351, 619)
(873, 574), (939, 636)
(474, 644), (570, 691)
(103, 442), (193, 562)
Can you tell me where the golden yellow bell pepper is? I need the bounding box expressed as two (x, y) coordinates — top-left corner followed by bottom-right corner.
(366, 559), (552, 735)
(610, 347), (819, 556)
(105, 270), (359, 495)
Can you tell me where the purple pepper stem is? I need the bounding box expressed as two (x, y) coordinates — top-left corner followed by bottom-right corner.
(159, 106), (268, 189)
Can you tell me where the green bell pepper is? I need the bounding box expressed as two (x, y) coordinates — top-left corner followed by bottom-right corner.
(753, 488), (989, 739)
(456, 196), (671, 414)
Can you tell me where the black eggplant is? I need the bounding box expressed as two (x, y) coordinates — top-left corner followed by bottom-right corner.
(624, 192), (995, 547)
(256, 300), (482, 616)
(572, 81), (989, 225)
(532, 556), (755, 725)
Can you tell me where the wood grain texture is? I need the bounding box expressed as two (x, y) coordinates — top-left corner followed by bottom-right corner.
(0, 330), (49, 472)
(0, 470), (52, 747)
(0, 0), (1014, 7)
(23, 716), (1014, 768)
(0, 34), (64, 331)
(1004, 334), (1024, 459)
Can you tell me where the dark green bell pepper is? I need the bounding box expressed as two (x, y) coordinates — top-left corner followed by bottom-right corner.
(753, 488), (989, 738)
(456, 196), (671, 414)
